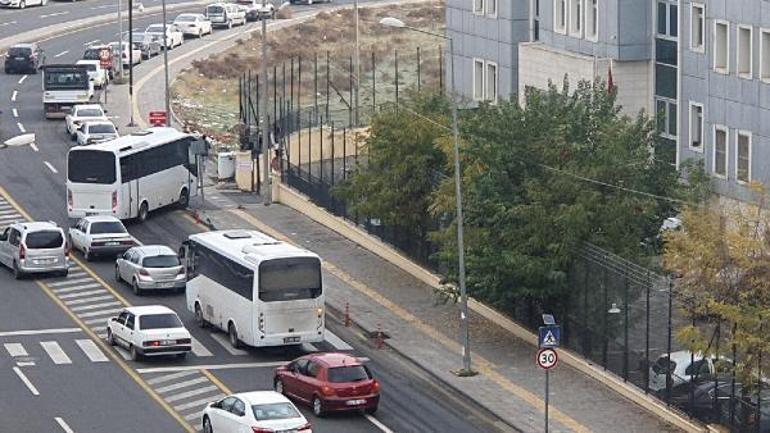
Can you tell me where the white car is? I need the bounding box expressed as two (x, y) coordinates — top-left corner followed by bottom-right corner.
(68, 216), (136, 261)
(202, 391), (312, 433)
(106, 306), (192, 361)
(108, 41), (142, 67)
(75, 120), (119, 146)
(145, 23), (184, 49)
(65, 104), (108, 139)
(0, 0), (46, 8)
(115, 245), (186, 295)
(173, 13), (213, 38)
(75, 59), (108, 89)
(648, 351), (718, 393)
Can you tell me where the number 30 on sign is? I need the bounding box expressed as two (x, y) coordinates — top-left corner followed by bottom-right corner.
(537, 348), (558, 370)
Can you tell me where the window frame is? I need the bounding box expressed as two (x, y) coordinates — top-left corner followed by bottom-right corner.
(737, 24), (753, 79)
(656, 0), (678, 41)
(712, 125), (729, 179)
(568, 0), (583, 38)
(485, 60), (498, 104)
(584, 0), (598, 42)
(486, 0), (497, 18)
(472, 58), (485, 102)
(736, 130), (752, 184)
(472, 0), (484, 16)
(688, 102), (704, 153)
(656, 97), (678, 140)
(761, 28), (770, 83)
(689, 3), (704, 52)
(554, 0), (567, 34)
(713, 20), (730, 75)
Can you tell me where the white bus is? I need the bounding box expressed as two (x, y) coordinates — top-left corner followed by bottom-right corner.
(66, 127), (198, 221)
(182, 230), (325, 349)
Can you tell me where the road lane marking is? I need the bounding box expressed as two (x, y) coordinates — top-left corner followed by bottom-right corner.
(13, 366), (39, 396)
(11, 90), (17, 101)
(12, 108), (17, 117)
(114, 346), (132, 360)
(164, 385), (219, 403)
(17, 75), (27, 84)
(190, 337), (213, 357)
(366, 415), (396, 433)
(51, 283), (103, 293)
(50, 278), (94, 287)
(40, 341), (72, 364)
(0, 21), (17, 27)
(0, 208), (18, 215)
(17, 122), (25, 133)
(83, 317), (109, 326)
(138, 361), (287, 374)
(183, 411), (203, 421)
(44, 161), (58, 174)
(70, 301), (122, 312)
(4, 342), (28, 357)
(30, 142), (38, 152)
(77, 307), (124, 318)
(58, 289), (109, 300)
(173, 394), (224, 412)
(16, 361), (35, 367)
(208, 332), (248, 356)
(83, 38), (100, 46)
(64, 294), (114, 305)
(147, 370), (199, 385)
(0, 328), (81, 337)
(41, 11), (69, 18)
(155, 377), (210, 394)
(55, 417), (74, 433)
(75, 339), (109, 363)
(53, 50), (69, 58)
(325, 330), (353, 351)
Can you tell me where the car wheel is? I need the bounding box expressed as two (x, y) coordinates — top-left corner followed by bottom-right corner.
(307, 0), (313, 5)
(227, 20), (233, 29)
(364, 405), (378, 415)
(177, 188), (189, 209)
(19, 0), (25, 9)
(115, 265), (122, 283)
(132, 279), (143, 296)
(107, 328), (115, 346)
(177, 352), (187, 359)
(195, 304), (208, 328)
(202, 416), (213, 433)
(83, 249), (91, 261)
(58, 269), (69, 278)
(41, 0), (46, 5)
(228, 322), (240, 349)
(130, 344), (142, 361)
(274, 378), (284, 394)
(138, 201), (149, 222)
(312, 396), (325, 417)
(12, 261), (23, 280)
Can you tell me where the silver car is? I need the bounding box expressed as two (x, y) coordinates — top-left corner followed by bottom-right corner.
(0, 222), (69, 279)
(68, 216), (136, 261)
(115, 245), (186, 295)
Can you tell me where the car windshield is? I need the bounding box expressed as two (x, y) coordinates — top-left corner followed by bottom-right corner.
(8, 47), (31, 56)
(88, 124), (116, 134)
(175, 15), (196, 22)
(251, 403), (300, 421)
(327, 365), (372, 383)
(90, 221), (127, 234)
(652, 357), (676, 375)
(25, 231), (64, 249)
(143, 255), (180, 268)
(146, 25), (164, 32)
(139, 313), (183, 330)
(76, 108), (104, 118)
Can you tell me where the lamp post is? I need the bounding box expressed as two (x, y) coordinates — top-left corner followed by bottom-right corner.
(353, 0), (360, 126)
(261, 0), (271, 204)
(379, 17), (474, 376)
(161, 0), (171, 126)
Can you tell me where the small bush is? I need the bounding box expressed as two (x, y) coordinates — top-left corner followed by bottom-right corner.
(276, 5), (292, 19)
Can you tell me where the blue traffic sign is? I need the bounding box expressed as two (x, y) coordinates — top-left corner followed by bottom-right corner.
(538, 325), (561, 348)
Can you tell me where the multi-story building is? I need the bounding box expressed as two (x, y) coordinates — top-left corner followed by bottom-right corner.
(445, 0), (770, 203)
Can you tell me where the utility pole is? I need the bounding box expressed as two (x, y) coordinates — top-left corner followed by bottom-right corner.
(117, 0), (124, 80)
(128, 0), (135, 126)
(261, 0), (271, 204)
(161, 0), (171, 126)
(353, 0), (360, 126)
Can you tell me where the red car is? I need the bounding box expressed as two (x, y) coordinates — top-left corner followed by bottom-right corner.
(273, 353), (380, 417)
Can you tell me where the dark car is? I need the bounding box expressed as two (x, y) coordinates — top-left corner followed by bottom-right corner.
(83, 45), (116, 78)
(5, 43), (44, 74)
(125, 32), (162, 59)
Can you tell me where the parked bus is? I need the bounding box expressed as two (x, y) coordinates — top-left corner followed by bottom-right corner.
(43, 64), (93, 118)
(181, 230), (325, 349)
(66, 127), (198, 221)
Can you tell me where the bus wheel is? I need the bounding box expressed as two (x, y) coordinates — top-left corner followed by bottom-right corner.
(177, 188), (189, 209)
(138, 202), (149, 222)
(195, 303), (208, 328)
(228, 323), (241, 349)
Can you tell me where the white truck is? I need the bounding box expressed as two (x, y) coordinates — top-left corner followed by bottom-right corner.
(42, 64), (94, 119)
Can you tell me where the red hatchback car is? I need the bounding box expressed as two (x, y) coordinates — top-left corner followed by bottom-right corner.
(273, 353), (380, 417)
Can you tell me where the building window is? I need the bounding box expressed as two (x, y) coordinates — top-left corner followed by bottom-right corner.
(486, 61), (498, 104)
(656, 97), (677, 139)
(569, 0), (582, 37)
(689, 102), (703, 151)
(713, 126), (728, 178)
(714, 21), (729, 74)
(737, 25), (753, 78)
(657, 1), (678, 39)
(762, 29), (770, 82)
(473, 58), (484, 101)
(486, 0), (497, 17)
(473, 0), (484, 15)
(585, 0), (598, 41)
(473, 59), (497, 103)
(532, 0), (541, 41)
(736, 131), (751, 183)
(690, 3), (704, 52)
(554, 0), (567, 34)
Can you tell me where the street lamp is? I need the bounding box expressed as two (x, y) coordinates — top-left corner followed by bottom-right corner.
(379, 17), (475, 376)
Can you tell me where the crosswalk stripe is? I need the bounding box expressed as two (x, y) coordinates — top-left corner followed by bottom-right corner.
(83, 317), (110, 326)
(0, 209), (19, 216)
(4, 343), (28, 357)
(59, 289), (109, 300)
(155, 377), (210, 394)
(173, 394), (224, 412)
(147, 370), (199, 385)
(64, 270), (87, 278)
(325, 330), (353, 351)
(78, 308), (124, 318)
(64, 295), (115, 306)
(165, 385), (219, 403)
(0, 214), (21, 221)
(191, 337), (213, 357)
(75, 339), (109, 363)
(114, 346), (132, 360)
(183, 411), (203, 422)
(40, 341), (72, 364)
(49, 277), (93, 287)
(209, 332), (248, 356)
(52, 283), (103, 294)
(71, 301), (122, 312)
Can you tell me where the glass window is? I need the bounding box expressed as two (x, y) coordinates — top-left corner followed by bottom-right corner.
(554, 0), (566, 33)
(690, 4), (704, 51)
(139, 313), (184, 330)
(89, 221), (127, 234)
(655, 64), (677, 98)
(143, 255), (181, 268)
(306, 361), (321, 378)
(88, 124), (116, 134)
(328, 365), (373, 383)
(44, 69), (89, 89)
(669, 4), (677, 37)
(655, 98), (677, 139)
(473, 59), (484, 101)
(657, 1), (677, 38)
(117, 311), (128, 325)
(252, 403), (301, 421)
(738, 26), (753, 77)
(714, 21), (729, 72)
(8, 47), (32, 56)
(585, 0), (597, 39)
(76, 108), (105, 118)
(194, 244), (254, 300)
(9, 229), (20, 247)
(486, 62), (497, 104)
(762, 30), (770, 81)
(486, 0), (496, 16)
(657, 2), (667, 35)
(220, 397), (236, 412)
(67, 150), (116, 184)
(259, 257), (322, 302)
(231, 399), (246, 416)
(125, 314), (135, 330)
(656, 39), (677, 66)
(689, 103), (703, 150)
(714, 127), (728, 177)
(25, 231), (64, 249)
(569, 0), (582, 35)
(737, 132), (751, 183)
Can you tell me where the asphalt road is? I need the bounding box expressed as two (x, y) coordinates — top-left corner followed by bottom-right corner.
(0, 2), (508, 433)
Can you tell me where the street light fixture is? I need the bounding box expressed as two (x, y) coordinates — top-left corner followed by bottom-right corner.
(379, 16), (475, 377)
(608, 303), (621, 314)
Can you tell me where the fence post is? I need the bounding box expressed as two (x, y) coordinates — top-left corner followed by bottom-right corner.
(644, 270), (651, 394)
(290, 57), (295, 114)
(298, 56), (302, 115)
(349, 56), (354, 128)
(394, 49), (399, 110)
(713, 322), (720, 423)
(417, 46), (421, 93)
(602, 268), (608, 370)
(326, 50), (330, 121)
(255, 72), (260, 134)
(314, 52), (319, 123)
(307, 112), (312, 182)
(623, 275), (629, 382)
(298, 109), (302, 173)
(273, 65), (278, 137)
(319, 121), (324, 184)
(342, 127), (347, 181)
(371, 51), (376, 114)
(331, 122), (335, 188)
(729, 323), (737, 430)
(583, 263), (589, 358)
(439, 45), (443, 93)
(666, 277), (673, 406)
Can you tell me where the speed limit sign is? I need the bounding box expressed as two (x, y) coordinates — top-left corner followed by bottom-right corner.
(537, 348), (558, 370)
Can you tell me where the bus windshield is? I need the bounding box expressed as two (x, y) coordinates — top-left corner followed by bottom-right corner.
(67, 150), (116, 184)
(259, 257), (322, 302)
(44, 69), (89, 90)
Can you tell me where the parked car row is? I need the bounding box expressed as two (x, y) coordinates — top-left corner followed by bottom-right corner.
(64, 103), (118, 145)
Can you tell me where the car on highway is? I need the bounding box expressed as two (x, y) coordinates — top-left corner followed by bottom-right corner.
(123, 32), (163, 59)
(145, 23), (184, 49)
(0, 221), (69, 279)
(68, 215), (135, 261)
(75, 120), (119, 146)
(206, 3), (246, 29)
(173, 13), (213, 38)
(289, 0), (330, 4)
(201, 391), (312, 433)
(82, 45), (117, 78)
(65, 104), (108, 139)
(107, 41), (142, 67)
(236, 0), (275, 21)
(649, 351), (722, 394)
(115, 245), (186, 295)
(0, 0), (47, 9)
(274, 352), (380, 417)
(106, 305), (192, 361)
(4, 43), (44, 74)
(75, 59), (108, 88)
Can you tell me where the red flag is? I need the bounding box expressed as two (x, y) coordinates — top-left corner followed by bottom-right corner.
(607, 62), (615, 93)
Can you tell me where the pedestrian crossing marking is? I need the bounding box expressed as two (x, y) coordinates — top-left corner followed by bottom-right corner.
(75, 339), (109, 363)
(165, 385), (219, 403)
(184, 411), (203, 422)
(325, 330), (353, 351)
(49, 277), (93, 288)
(52, 283), (103, 294)
(147, 370), (199, 385)
(209, 332), (248, 356)
(173, 395), (224, 412)
(40, 341), (72, 365)
(191, 337), (213, 357)
(155, 377), (210, 394)
(64, 295), (114, 306)
(59, 289), (109, 300)
(78, 308), (123, 318)
(4, 343), (28, 358)
(71, 301), (122, 312)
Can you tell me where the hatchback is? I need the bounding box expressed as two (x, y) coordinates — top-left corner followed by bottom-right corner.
(274, 353), (380, 417)
(115, 245), (186, 295)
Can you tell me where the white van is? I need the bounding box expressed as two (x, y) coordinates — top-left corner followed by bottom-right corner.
(206, 3), (246, 29)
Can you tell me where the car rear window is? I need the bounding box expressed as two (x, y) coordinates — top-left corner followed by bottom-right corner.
(90, 221), (127, 234)
(76, 108), (104, 118)
(176, 15), (196, 22)
(8, 47), (31, 57)
(652, 357), (676, 375)
(139, 313), (183, 330)
(83, 49), (101, 60)
(89, 124), (116, 134)
(25, 231), (64, 249)
(251, 403), (300, 421)
(143, 255), (180, 268)
(208, 5), (224, 13)
(327, 365), (372, 383)
(67, 150), (116, 184)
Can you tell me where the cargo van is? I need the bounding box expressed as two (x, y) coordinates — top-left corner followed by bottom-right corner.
(206, 3), (246, 28)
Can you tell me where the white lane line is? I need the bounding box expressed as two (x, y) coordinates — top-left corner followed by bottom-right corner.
(51, 283), (102, 294)
(12, 366), (39, 396)
(325, 330), (353, 351)
(17, 75), (27, 84)
(83, 317), (110, 326)
(29, 142), (39, 152)
(191, 337), (213, 357)
(4, 342), (28, 357)
(53, 50), (69, 58)
(0, 328), (81, 337)
(0, 214), (22, 222)
(0, 21), (17, 27)
(70, 301), (121, 312)
(366, 415), (396, 433)
(137, 361), (287, 374)
(155, 376), (210, 394)
(164, 385), (219, 403)
(12, 108), (17, 117)
(40, 341), (72, 365)
(50, 278), (94, 288)
(183, 411), (203, 421)
(16, 122), (25, 133)
(58, 289), (108, 300)
(11, 90), (17, 101)
(78, 308), (124, 319)
(64, 295), (114, 306)
(90, 4), (113, 9)
(0, 208), (18, 215)
(83, 38), (100, 46)
(114, 346), (132, 360)
(41, 11), (69, 18)
(44, 161), (58, 174)
(16, 361), (35, 367)
(75, 339), (109, 363)
(209, 332), (248, 356)
(146, 370), (199, 385)
(173, 394), (225, 412)
(54, 417), (74, 433)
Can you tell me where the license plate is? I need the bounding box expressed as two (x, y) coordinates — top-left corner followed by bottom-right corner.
(283, 336), (300, 343)
(34, 259), (54, 265)
(157, 282), (174, 288)
(105, 241), (120, 246)
(161, 340), (175, 346)
(345, 399), (366, 406)
(85, 211), (98, 216)
(15, 57), (24, 60)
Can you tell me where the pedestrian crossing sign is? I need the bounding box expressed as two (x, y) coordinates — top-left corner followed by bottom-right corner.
(538, 325), (561, 348)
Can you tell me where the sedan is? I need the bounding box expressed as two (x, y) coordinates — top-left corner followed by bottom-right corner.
(65, 104), (108, 139)
(145, 23), (184, 49)
(75, 59), (108, 88)
(68, 216), (136, 261)
(124, 32), (163, 59)
(107, 41), (142, 67)
(106, 305), (192, 360)
(202, 391), (312, 433)
(115, 245), (186, 295)
(75, 121), (119, 146)
(274, 353), (380, 417)
(173, 13), (212, 38)
(0, 0), (46, 8)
